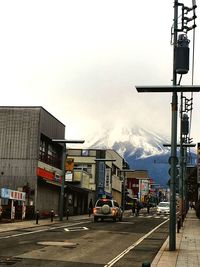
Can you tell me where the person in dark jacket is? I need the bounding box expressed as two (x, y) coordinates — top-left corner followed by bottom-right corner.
(135, 201), (140, 216)
(147, 201), (150, 214)
(88, 199), (93, 217)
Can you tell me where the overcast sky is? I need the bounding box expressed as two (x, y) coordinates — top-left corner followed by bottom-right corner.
(0, 0), (200, 146)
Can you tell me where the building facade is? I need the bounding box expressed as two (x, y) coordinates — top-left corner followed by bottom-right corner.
(126, 170), (150, 204)
(0, 106), (65, 218)
(67, 148), (124, 207)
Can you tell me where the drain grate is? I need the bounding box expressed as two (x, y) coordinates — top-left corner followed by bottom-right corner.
(0, 256), (22, 265)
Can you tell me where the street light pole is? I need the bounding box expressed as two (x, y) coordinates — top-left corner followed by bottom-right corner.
(60, 144), (66, 221)
(168, 0), (178, 251)
(52, 139), (85, 221)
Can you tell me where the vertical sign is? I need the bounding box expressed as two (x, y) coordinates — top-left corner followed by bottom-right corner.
(198, 143), (200, 184)
(98, 161), (105, 188)
(105, 168), (111, 191)
(97, 161), (105, 197)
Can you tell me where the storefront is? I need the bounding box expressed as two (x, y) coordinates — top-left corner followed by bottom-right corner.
(0, 188), (26, 220)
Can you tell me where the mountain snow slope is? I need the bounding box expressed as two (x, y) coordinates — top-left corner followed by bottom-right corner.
(88, 126), (170, 159)
(87, 126), (171, 186)
(87, 126), (196, 187)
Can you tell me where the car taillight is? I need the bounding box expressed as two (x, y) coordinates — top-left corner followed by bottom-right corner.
(112, 208), (117, 215)
(93, 208), (97, 214)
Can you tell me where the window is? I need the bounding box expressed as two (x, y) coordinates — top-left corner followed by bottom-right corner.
(74, 164), (92, 174)
(114, 201), (119, 207)
(96, 199), (112, 207)
(82, 149), (89, 156)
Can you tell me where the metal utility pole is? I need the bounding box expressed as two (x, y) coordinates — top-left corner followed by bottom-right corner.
(179, 94), (184, 226)
(135, 0), (199, 251)
(169, 0), (178, 251)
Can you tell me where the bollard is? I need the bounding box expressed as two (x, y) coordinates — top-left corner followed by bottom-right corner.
(36, 210), (39, 224)
(50, 209), (54, 222)
(177, 217), (181, 233)
(142, 262), (151, 267)
(66, 208), (69, 220)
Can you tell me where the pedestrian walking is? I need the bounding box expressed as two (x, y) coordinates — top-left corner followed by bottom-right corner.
(147, 202), (150, 214)
(88, 199), (93, 217)
(135, 201), (140, 216)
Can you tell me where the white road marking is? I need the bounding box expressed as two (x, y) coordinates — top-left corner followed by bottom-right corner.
(64, 226), (89, 232)
(0, 221), (90, 240)
(104, 218), (169, 267)
(37, 241), (77, 247)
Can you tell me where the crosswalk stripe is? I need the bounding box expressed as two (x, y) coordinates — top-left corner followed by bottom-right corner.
(128, 213), (169, 219)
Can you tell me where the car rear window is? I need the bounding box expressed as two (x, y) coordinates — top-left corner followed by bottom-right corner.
(96, 200), (112, 207)
(158, 202), (170, 207)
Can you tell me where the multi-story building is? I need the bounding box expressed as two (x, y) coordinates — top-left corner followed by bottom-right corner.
(126, 170), (150, 204)
(0, 106), (65, 218)
(67, 148), (124, 209)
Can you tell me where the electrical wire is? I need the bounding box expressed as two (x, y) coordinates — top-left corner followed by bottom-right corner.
(188, 13), (196, 138)
(188, 17), (196, 164)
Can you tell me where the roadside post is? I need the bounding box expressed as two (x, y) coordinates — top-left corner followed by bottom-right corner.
(66, 208), (69, 220)
(36, 210), (39, 224)
(177, 216), (181, 233)
(50, 209), (54, 222)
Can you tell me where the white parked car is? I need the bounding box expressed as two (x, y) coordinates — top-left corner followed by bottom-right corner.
(156, 202), (170, 215)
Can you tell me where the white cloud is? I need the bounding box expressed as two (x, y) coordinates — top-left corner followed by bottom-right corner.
(0, 0), (199, 145)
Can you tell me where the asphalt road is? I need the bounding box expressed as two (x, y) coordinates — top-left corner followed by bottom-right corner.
(0, 210), (169, 267)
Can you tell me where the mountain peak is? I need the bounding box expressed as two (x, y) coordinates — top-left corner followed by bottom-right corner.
(87, 126), (170, 159)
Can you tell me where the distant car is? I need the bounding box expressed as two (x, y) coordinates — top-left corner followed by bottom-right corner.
(93, 198), (123, 222)
(156, 201), (170, 215)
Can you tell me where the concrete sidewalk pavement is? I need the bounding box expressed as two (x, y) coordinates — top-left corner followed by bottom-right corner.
(152, 208), (200, 267)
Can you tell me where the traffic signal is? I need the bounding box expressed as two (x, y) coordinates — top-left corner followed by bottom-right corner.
(168, 156), (179, 178)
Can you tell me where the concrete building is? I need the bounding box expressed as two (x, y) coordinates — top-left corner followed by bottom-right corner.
(126, 170), (150, 203)
(67, 148), (124, 206)
(0, 106), (65, 218)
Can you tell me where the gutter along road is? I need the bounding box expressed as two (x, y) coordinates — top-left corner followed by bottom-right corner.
(0, 210), (169, 267)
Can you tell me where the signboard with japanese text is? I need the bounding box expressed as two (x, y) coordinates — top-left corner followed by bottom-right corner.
(65, 171), (73, 182)
(98, 161), (105, 188)
(1, 188), (26, 201)
(66, 158), (74, 171)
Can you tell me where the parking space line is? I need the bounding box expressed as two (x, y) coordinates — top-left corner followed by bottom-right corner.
(0, 221), (90, 240)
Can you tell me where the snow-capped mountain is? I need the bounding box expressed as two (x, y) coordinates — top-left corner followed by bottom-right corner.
(86, 126), (196, 187)
(87, 126), (170, 159)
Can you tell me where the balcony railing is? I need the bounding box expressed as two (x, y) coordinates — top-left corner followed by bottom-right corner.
(39, 150), (61, 169)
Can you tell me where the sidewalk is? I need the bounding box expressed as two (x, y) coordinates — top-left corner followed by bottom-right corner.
(152, 208), (200, 267)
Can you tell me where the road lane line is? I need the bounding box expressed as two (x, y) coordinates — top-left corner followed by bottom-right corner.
(0, 221), (90, 240)
(104, 218), (169, 267)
